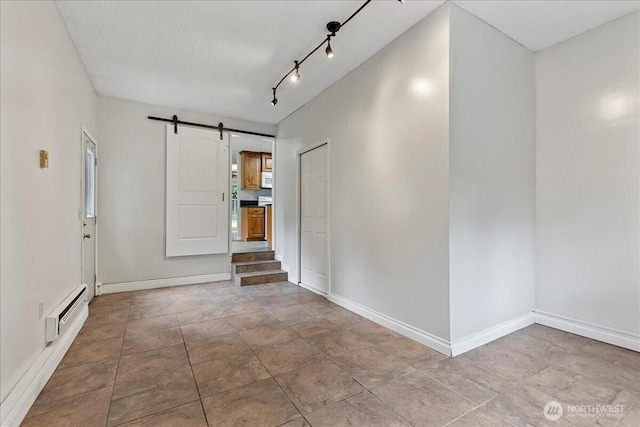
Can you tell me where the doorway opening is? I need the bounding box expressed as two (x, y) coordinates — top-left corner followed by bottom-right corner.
(230, 133), (274, 254)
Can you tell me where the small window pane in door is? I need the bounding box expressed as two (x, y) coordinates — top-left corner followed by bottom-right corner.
(85, 148), (95, 218)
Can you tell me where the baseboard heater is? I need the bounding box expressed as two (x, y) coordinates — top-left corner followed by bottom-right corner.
(45, 284), (88, 344)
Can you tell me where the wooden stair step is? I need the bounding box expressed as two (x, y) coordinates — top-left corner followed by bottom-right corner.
(231, 250), (275, 263)
(233, 260), (282, 275)
(235, 270), (288, 286)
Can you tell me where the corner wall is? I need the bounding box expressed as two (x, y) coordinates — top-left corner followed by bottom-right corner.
(535, 11), (640, 339)
(448, 5), (536, 344)
(1, 0), (98, 411)
(276, 5), (452, 344)
(97, 97), (275, 285)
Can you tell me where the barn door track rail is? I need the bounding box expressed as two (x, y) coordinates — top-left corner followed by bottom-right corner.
(147, 115), (275, 140)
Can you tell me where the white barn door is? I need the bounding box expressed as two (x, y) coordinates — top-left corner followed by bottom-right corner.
(300, 144), (328, 293)
(166, 125), (229, 256)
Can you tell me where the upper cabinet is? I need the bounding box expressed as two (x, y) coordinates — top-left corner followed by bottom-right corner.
(261, 152), (272, 172)
(240, 151), (262, 189)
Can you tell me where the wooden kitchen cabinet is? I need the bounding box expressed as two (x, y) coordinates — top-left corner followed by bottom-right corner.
(261, 152), (272, 172)
(241, 207), (265, 241)
(240, 151), (261, 189)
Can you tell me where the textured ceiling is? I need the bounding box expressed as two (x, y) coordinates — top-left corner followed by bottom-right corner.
(56, 1), (639, 125)
(55, 0), (443, 125)
(454, 0), (640, 52)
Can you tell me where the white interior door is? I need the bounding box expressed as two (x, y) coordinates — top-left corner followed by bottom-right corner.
(82, 133), (97, 300)
(166, 125), (229, 256)
(300, 144), (328, 293)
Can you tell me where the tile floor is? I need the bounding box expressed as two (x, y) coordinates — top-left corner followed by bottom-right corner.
(23, 281), (640, 427)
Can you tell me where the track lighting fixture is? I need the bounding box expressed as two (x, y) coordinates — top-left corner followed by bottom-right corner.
(269, 0), (402, 105)
(325, 38), (334, 59)
(290, 61), (300, 82)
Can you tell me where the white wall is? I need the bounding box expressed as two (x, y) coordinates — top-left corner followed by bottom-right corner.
(0, 0), (98, 404)
(97, 97), (275, 284)
(448, 5), (536, 342)
(536, 11), (640, 335)
(276, 5), (451, 341)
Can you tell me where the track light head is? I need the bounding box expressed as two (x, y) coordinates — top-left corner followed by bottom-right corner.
(291, 61), (300, 82)
(326, 39), (334, 59)
(326, 21), (341, 34)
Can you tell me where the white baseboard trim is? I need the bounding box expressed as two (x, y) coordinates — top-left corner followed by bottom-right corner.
(0, 305), (88, 427)
(450, 312), (536, 357)
(534, 310), (640, 352)
(99, 273), (231, 294)
(327, 292), (451, 356)
(297, 281), (326, 297)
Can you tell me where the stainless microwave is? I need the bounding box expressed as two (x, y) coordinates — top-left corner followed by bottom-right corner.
(261, 172), (273, 188)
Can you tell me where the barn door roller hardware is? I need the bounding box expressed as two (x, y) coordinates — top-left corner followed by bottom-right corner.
(148, 115), (275, 140)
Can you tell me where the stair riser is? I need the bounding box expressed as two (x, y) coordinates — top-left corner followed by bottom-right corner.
(238, 272), (288, 286)
(231, 251), (275, 263)
(234, 261), (281, 275)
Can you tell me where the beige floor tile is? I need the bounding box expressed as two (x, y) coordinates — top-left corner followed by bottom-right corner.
(33, 359), (117, 404)
(109, 367), (199, 426)
(89, 298), (131, 314)
(222, 300), (264, 317)
(484, 385), (575, 427)
(120, 401), (208, 427)
(305, 391), (411, 427)
(421, 355), (516, 404)
(180, 318), (236, 342)
(269, 302), (334, 323)
(288, 318), (343, 337)
(240, 324), (299, 348)
(303, 329), (372, 357)
(116, 343), (190, 384)
(185, 332), (250, 364)
(619, 404), (640, 427)
(74, 320), (127, 345)
(462, 341), (550, 381)
(192, 350), (271, 398)
(254, 338), (327, 376)
(201, 378), (301, 427)
(377, 336), (448, 369)
(347, 319), (399, 345)
(370, 371), (477, 426)
(447, 407), (514, 427)
(58, 335), (123, 368)
(327, 346), (415, 389)
(279, 418), (311, 427)
(121, 327), (183, 355)
(126, 313), (179, 335)
(85, 308), (130, 326)
(227, 310), (281, 330)
(275, 359), (364, 415)
(176, 305), (226, 326)
(23, 386), (112, 425)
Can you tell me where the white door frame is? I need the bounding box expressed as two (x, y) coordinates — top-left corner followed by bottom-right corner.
(228, 134), (276, 254)
(80, 126), (99, 298)
(296, 137), (330, 296)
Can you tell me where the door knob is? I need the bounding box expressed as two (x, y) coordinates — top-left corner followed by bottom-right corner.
(83, 234), (91, 239)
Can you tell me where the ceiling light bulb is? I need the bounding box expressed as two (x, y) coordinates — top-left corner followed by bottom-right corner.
(326, 41), (334, 59)
(291, 61), (300, 82)
(271, 98), (278, 106)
